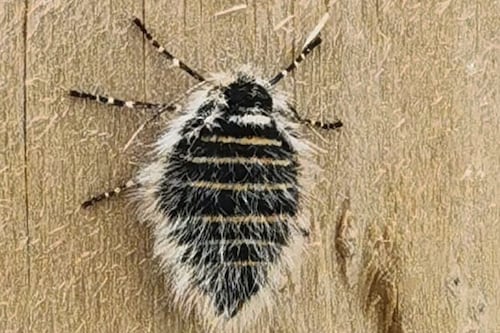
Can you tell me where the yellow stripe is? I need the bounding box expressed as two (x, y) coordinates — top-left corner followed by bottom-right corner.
(200, 135), (282, 146)
(190, 181), (293, 191)
(203, 240), (277, 246)
(188, 156), (292, 166)
(201, 214), (287, 224)
(223, 261), (268, 267)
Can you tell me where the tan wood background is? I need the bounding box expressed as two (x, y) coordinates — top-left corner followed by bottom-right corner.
(1, 0), (499, 332)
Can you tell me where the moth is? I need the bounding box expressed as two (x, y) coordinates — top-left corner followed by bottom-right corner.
(71, 13), (341, 331)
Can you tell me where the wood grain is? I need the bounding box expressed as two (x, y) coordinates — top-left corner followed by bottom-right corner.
(0, 2), (29, 332)
(1, 0), (499, 332)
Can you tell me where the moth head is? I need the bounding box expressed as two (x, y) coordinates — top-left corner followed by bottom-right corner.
(221, 70), (273, 114)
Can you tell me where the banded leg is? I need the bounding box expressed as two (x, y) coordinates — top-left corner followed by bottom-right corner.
(69, 90), (173, 110)
(133, 17), (205, 82)
(289, 105), (343, 131)
(82, 179), (139, 209)
(302, 118), (343, 130)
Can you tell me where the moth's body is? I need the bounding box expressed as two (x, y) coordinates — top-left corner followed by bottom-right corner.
(135, 71), (313, 329)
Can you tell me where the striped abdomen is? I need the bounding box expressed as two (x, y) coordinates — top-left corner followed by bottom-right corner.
(158, 115), (299, 318)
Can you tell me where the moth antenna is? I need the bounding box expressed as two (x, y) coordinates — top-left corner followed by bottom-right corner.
(269, 13), (330, 86)
(302, 12), (330, 49)
(133, 17), (206, 82)
(268, 36), (322, 86)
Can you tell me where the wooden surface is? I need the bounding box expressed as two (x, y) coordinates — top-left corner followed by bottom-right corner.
(1, 1), (499, 332)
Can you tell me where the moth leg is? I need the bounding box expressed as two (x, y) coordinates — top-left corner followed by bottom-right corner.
(69, 90), (170, 110)
(81, 179), (139, 209)
(288, 105), (343, 131)
(133, 17), (205, 82)
(302, 118), (343, 131)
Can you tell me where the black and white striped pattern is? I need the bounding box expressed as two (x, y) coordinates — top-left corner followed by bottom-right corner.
(72, 13), (340, 331)
(135, 72), (314, 329)
(69, 89), (175, 110)
(81, 180), (138, 209)
(269, 35), (323, 86)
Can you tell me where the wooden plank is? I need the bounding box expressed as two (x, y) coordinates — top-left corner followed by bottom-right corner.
(0, 1), (29, 332)
(3, 0), (498, 332)
(292, 3), (376, 332)
(320, 1), (500, 332)
(143, 3), (196, 331)
(24, 1), (154, 332)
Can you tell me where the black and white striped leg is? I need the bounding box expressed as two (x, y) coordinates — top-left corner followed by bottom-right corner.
(289, 105), (343, 131)
(302, 118), (343, 130)
(81, 179), (139, 209)
(69, 90), (163, 109)
(132, 17), (205, 82)
(269, 35), (322, 86)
